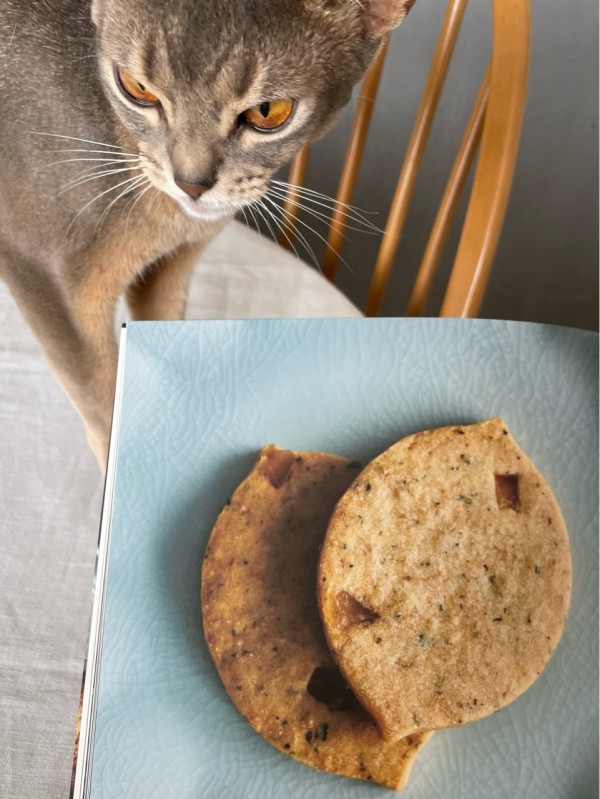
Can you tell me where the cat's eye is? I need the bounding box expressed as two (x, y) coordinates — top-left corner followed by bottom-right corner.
(242, 99), (294, 131)
(116, 67), (161, 107)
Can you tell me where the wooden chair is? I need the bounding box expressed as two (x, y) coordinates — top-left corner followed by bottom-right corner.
(278, 0), (530, 318)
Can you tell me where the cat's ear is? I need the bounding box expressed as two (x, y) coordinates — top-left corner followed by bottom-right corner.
(354, 0), (417, 38)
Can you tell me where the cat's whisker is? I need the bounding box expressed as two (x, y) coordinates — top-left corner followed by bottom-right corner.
(271, 178), (375, 209)
(54, 165), (144, 198)
(240, 202), (262, 240)
(270, 178), (372, 212)
(43, 147), (145, 159)
(64, 173), (149, 240)
(243, 203), (268, 244)
(148, 187), (162, 217)
(273, 208), (318, 269)
(140, 181), (163, 219)
(55, 162), (142, 190)
(268, 195), (356, 276)
(29, 131), (135, 153)
(243, 203), (260, 231)
(242, 196), (304, 263)
(125, 181), (152, 228)
(256, 195), (313, 267)
(267, 186), (381, 237)
(129, 178), (152, 214)
(252, 199), (281, 252)
(234, 202), (253, 232)
(247, 199), (305, 266)
(38, 156), (142, 172)
(253, 200), (290, 260)
(237, 205), (249, 229)
(270, 191), (383, 235)
(95, 175), (148, 235)
(271, 179), (380, 226)
(267, 183), (383, 234)
(240, 204), (283, 262)
(261, 196), (319, 270)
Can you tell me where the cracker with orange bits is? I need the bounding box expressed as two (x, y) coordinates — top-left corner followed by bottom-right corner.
(317, 419), (572, 742)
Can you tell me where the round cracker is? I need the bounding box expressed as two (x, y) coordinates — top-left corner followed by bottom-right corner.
(201, 445), (430, 790)
(318, 419), (572, 741)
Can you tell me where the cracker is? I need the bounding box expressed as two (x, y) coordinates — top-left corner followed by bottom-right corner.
(202, 445), (430, 789)
(318, 419), (572, 741)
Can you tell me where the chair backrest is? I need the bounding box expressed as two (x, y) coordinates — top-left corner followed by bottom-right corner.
(278, 0), (530, 318)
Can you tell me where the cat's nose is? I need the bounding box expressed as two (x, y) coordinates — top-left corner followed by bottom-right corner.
(174, 176), (214, 200)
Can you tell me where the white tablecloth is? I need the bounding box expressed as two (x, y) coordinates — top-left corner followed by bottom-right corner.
(0, 222), (359, 799)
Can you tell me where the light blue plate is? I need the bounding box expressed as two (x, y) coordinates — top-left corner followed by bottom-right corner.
(92, 318), (598, 798)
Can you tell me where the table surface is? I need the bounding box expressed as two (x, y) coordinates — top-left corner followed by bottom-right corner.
(88, 318), (598, 799)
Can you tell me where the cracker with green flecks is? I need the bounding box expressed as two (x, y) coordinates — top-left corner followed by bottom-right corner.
(201, 445), (430, 790)
(318, 418), (572, 742)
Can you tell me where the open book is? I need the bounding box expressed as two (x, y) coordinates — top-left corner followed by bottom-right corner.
(70, 318), (598, 799)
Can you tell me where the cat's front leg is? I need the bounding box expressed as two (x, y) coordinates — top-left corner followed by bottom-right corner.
(126, 240), (205, 321)
(66, 257), (134, 465)
(1, 261), (116, 468)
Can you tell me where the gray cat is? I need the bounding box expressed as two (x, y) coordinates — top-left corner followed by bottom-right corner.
(0, 0), (414, 465)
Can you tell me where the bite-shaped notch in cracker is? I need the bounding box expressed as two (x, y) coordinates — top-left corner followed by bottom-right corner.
(202, 445), (431, 790)
(318, 419), (572, 742)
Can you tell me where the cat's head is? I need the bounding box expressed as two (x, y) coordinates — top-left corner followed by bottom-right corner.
(91, 0), (415, 221)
